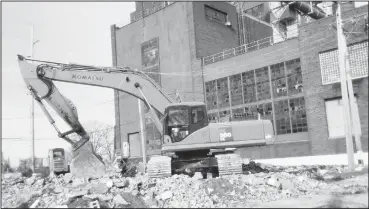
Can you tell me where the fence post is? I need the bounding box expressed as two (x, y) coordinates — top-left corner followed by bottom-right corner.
(257, 40), (260, 49)
(222, 51), (225, 60)
(244, 44), (247, 53)
(212, 56), (214, 63)
(270, 36), (273, 46)
(233, 48), (236, 56)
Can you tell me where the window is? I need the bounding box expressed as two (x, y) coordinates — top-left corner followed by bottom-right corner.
(319, 41), (368, 85)
(274, 99), (291, 135)
(205, 5), (227, 24)
(219, 110), (231, 122)
(205, 80), (217, 110)
(258, 102), (273, 119)
(230, 74), (243, 106)
(53, 151), (64, 158)
(242, 70), (256, 103)
(192, 107), (204, 124)
(168, 108), (189, 126)
(271, 62), (287, 98)
(208, 113), (218, 123)
(325, 97), (361, 138)
(255, 67), (271, 101)
(217, 77), (230, 108)
(289, 97), (308, 133)
(232, 107), (245, 120)
(244, 105), (258, 120)
(286, 58), (303, 95)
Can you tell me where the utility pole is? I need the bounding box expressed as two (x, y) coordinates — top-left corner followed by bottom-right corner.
(29, 24), (40, 172)
(339, 6), (365, 167)
(139, 2), (147, 167)
(335, 2), (355, 172)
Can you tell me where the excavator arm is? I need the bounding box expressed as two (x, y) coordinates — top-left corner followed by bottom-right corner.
(17, 55), (173, 178)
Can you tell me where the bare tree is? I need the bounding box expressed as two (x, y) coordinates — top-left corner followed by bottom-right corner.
(69, 122), (115, 165)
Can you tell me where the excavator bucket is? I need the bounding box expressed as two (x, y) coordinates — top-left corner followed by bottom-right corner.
(70, 140), (106, 178)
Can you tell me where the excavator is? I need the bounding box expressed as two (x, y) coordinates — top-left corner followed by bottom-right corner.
(17, 55), (275, 179)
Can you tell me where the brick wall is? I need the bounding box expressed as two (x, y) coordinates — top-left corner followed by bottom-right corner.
(113, 2), (196, 156)
(193, 2), (239, 58)
(299, 5), (368, 155)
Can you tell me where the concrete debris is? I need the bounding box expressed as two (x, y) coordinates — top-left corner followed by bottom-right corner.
(89, 200), (100, 208)
(1, 163), (368, 208)
(89, 183), (109, 194)
(63, 173), (73, 184)
(106, 180), (113, 188)
(68, 190), (89, 199)
(113, 194), (129, 205)
(30, 198), (40, 208)
(192, 172), (203, 180)
(25, 177), (36, 186)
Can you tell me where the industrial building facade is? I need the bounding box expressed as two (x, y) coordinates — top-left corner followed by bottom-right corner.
(111, 2), (368, 160)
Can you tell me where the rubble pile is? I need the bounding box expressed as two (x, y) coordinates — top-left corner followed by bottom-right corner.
(2, 163), (368, 208)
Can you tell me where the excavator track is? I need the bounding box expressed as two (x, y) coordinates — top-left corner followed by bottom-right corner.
(215, 153), (243, 176)
(147, 155), (172, 178)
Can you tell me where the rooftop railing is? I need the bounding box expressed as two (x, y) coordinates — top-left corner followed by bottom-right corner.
(202, 27), (299, 66)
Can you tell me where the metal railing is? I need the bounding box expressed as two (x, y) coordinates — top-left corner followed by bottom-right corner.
(202, 28), (299, 66)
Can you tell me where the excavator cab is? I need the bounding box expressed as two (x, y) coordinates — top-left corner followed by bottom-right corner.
(163, 102), (208, 143)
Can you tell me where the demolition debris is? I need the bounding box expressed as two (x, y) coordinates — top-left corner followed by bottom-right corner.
(2, 162), (368, 208)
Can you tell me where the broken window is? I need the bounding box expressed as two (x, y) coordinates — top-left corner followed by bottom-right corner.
(230, 74), (243, 106)
(274, 99), (291, 135)
(232, 107), (245, 121)
(255, 67), (271, 101)
(219, 110), (231, 122)
(217, 77), (230, 108)
(286, 58), (303, 95)
(205, 81), (217, 110)
(244, 105), (258, 120)
(242, 70), (256, 103)
(208, 112), (219, 123)
(289, 97), (308, 133)
(271, 63), (287, 98)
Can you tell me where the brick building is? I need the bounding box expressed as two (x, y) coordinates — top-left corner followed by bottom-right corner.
(111, 2), (368, 160)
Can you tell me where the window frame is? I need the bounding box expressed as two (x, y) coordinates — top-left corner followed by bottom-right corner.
(204, 5), (228, 25)
(191, 106), (205, 124)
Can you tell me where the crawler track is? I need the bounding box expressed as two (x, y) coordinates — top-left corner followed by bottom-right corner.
(215, 153), (243, 176)
(147, 156), (172, 178)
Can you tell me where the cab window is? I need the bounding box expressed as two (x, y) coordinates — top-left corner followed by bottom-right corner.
(192, 107), (204, 124)
(53, 151), (64, 158)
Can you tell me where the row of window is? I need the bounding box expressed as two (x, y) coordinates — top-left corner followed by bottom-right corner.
(208, 96), (307, 135)
(205, 58), (303, 111)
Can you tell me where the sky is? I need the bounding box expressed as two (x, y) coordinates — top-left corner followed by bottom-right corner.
(2, 2), (136, 166)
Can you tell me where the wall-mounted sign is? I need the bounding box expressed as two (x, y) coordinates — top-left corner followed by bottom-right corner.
(141, 38), (161, 86)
